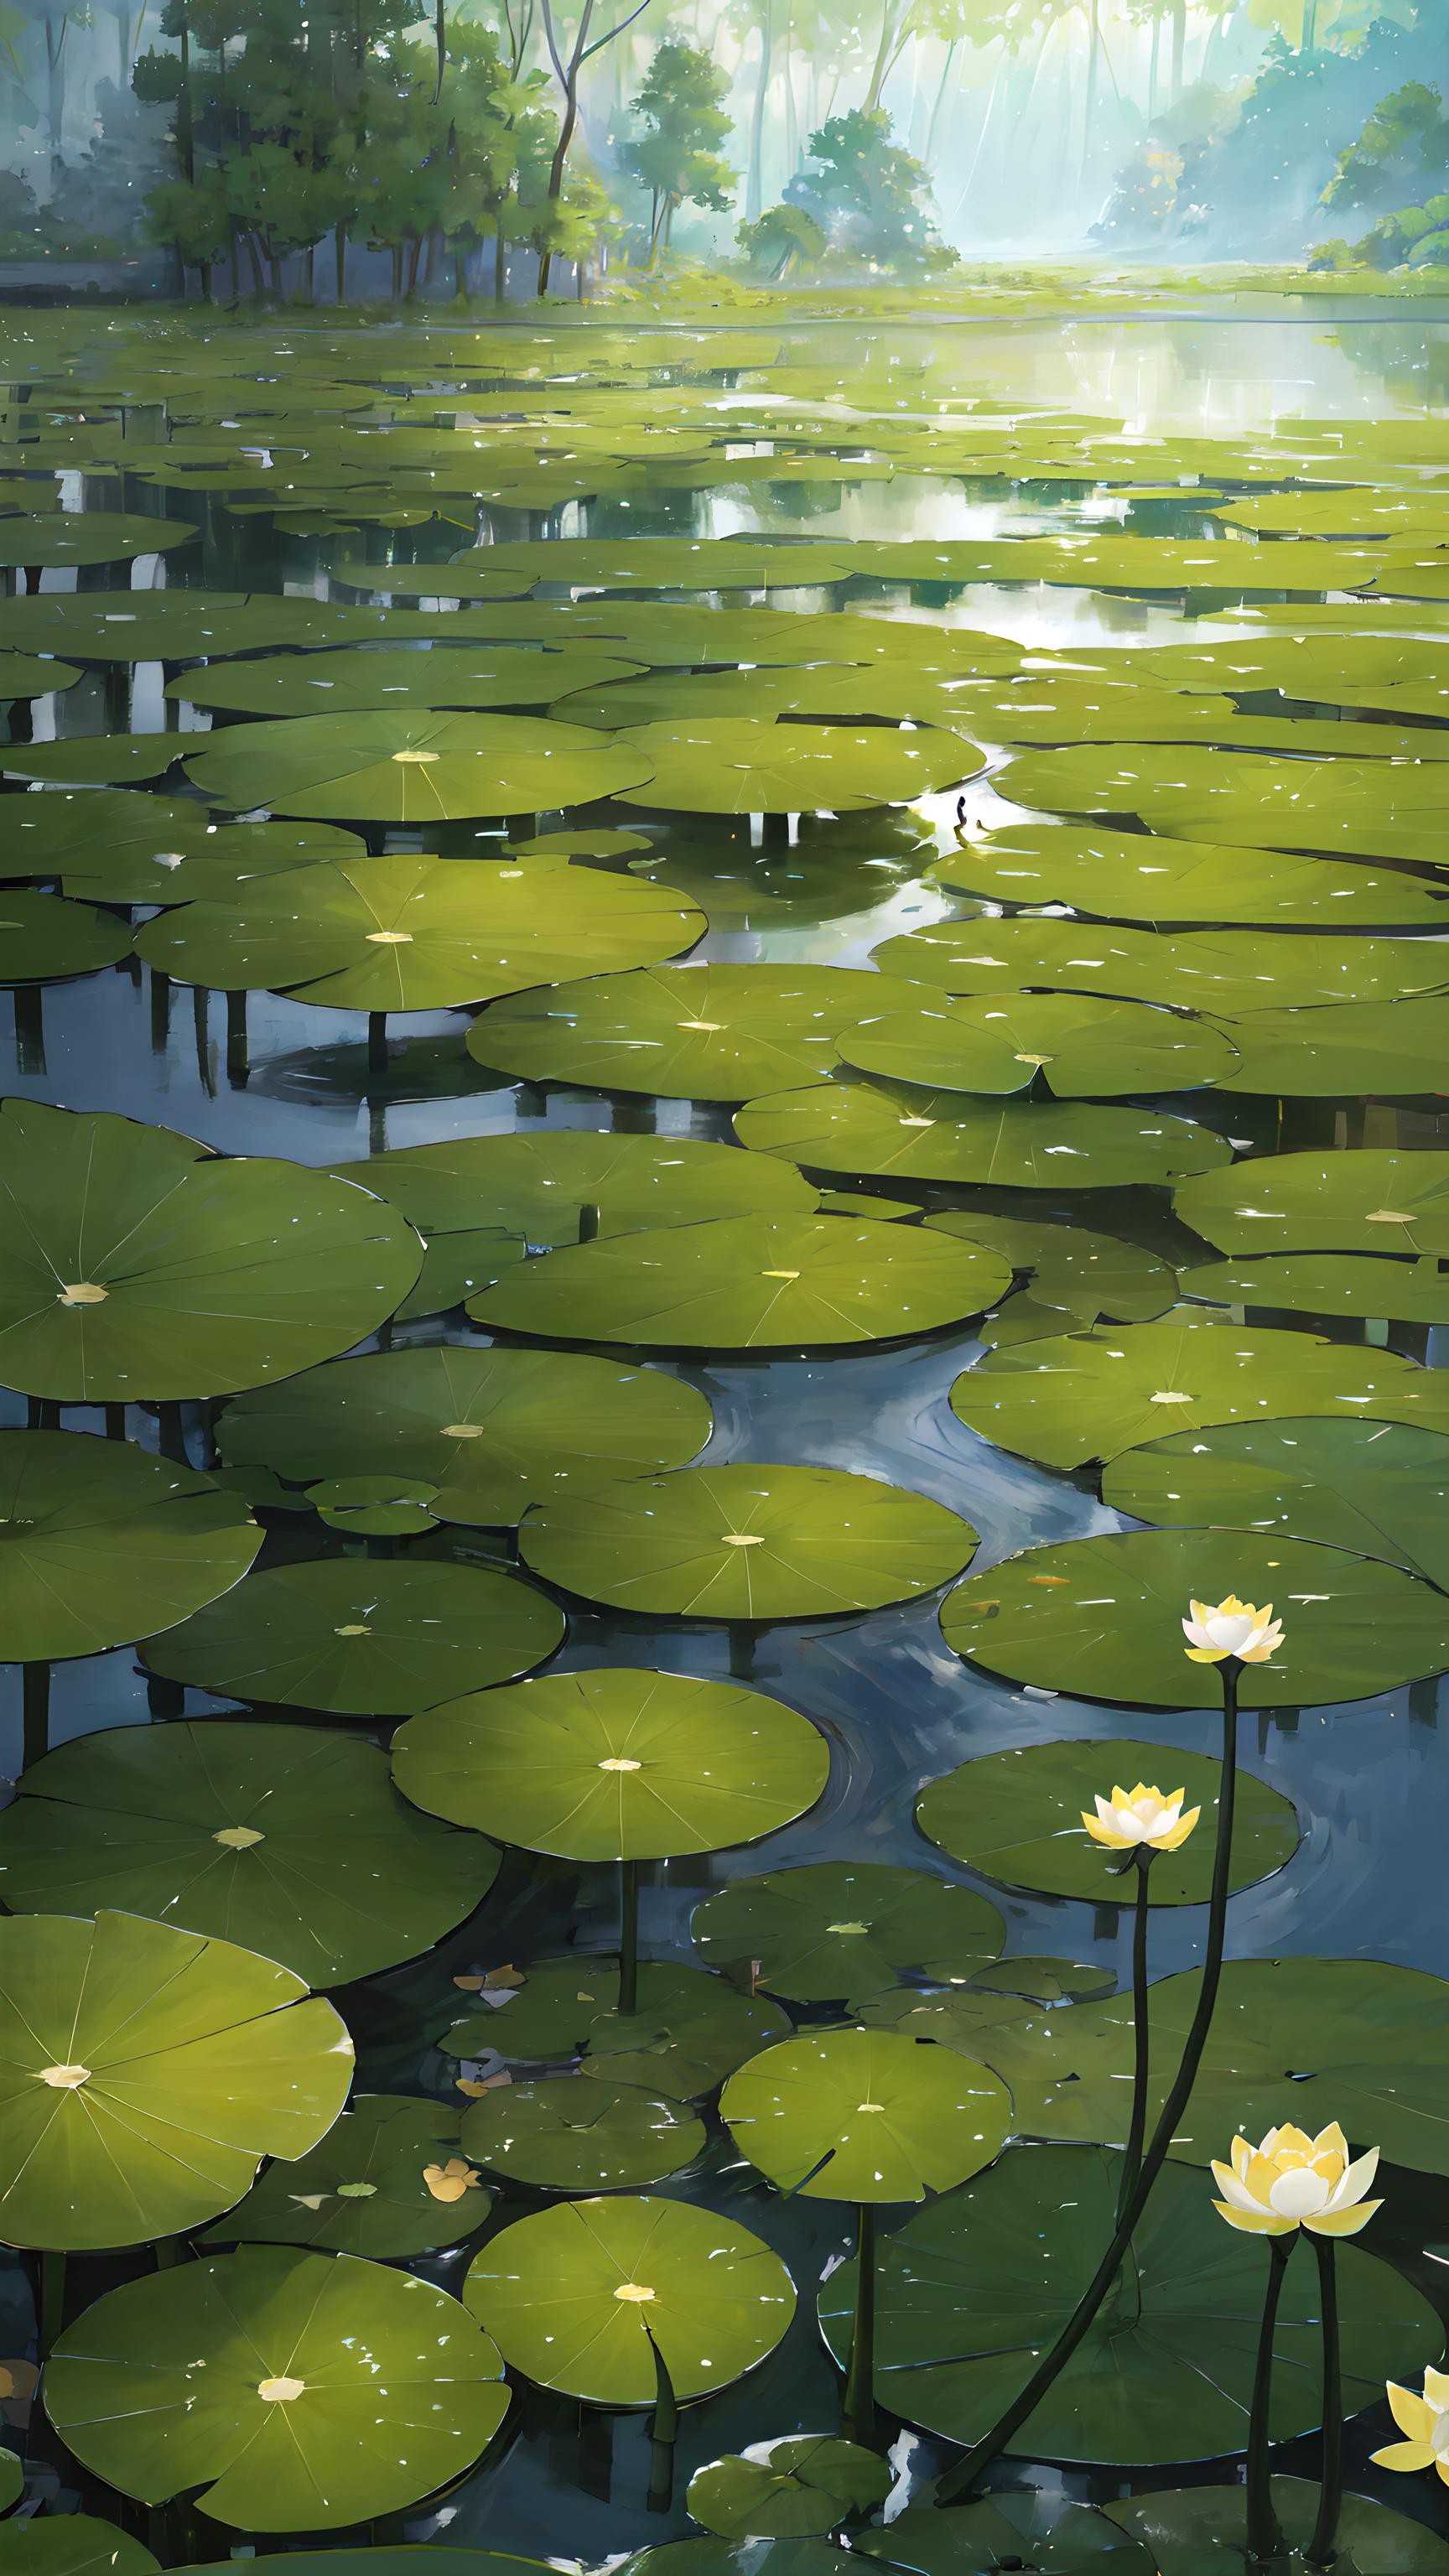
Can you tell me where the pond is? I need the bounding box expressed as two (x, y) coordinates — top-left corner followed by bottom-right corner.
(3, 290), (1449, 2576)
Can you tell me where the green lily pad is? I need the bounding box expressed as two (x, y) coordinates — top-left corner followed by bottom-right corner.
(0, 891), (132, 984)
(1176, 1150), (1449, 1255)
(872, 916), (1449, 1013)
(396, 1230), (527, 1324)
(392, 1666), (826, 1859)
(1103, 2477), (1449, 2572)
(688, 2437), (891, 2541)
(0, 1101), (421, 1404)
(460, 2079), (705, 2192)
(1183, 1252), (1449, 1322)
(839, 992), (1237, 1097)
(621, 2547), (852, 2576)
(720, 2027), (1011, 2200)
(507, 828), (653, 857)
(63, 819), (367, 908)
(693, 1862), (1003, 2001)
(519, 1462), (977, 1619)
(0, 788), (208, 884)
(818, 2144), (1437, 2464)
(0, 590), (439, 659)
(941, 1526), (1449, 1708)
(0, 653), (80, 698)
(137, 853), (702, 1008)
(615, 719), (980, 814)
(4, 735), (181, 787)
(328, 1129), (817, 1246)
(965, 1955), (1117, 2004)
(1210, 995), (1449, 1095)
(142, 1557), (564, 1715)
(465, 963), (932, 1101)
(553, 662), (1015, 732)
(0, 1429), (260, 1662)
(922, 1212), (1176, 1338)
(446, 1959), (789, 2097)
(927, 823), (1449, 927)
(307, 1475), (442, 1537)
(1125, 634), (1448, 706)
(468, 1214), (1012, 1351)
(184, 712), (655, 821)
(844, 533), (1392, 595)
(219, 1345), (710, 1528)
(200, 2092), (488, 2256)
(1102, 1416), (1449, 1588)
(735, 1083), (1230, 1190)
(0, 512), (193, 568)
(45, 2245), (508, 2528)
(446, 538), (855, 591)
(860, 2493), (1155, 2573)
(949, 1310), (1449, 1468)
(0, 1910), (351, 2251)
(463, 2194), (795, 2406)
(0, 2520), (161, 2576)
(0, 1721), (498, 1985)
(174, 2559), (544, 2576)
(167, 647), (647, 716)
(917, 1737), (1299, 1906)
(998, 744), (1449, 869)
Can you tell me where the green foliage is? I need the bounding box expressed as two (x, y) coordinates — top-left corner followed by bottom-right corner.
(784, 106), (953, 272)
(621, 39), (735, 252)
(737, 200), (825, 275)
(1326, 78), (1449, 211)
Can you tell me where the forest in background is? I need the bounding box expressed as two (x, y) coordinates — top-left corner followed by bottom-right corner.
(0, 0), (1446, 299)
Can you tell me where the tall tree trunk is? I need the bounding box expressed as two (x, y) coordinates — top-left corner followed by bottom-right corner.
(1301, 0), (1318, 54)
(1147, 7), (1160, 117)
(746, 7), (771, 222)
(176, 5), (194, 182)
(244, 227), (267, 293)
(863, 0), (898, 113)
(45, 17), (67, 173)
(334, 219), (346, 303)
(1170, 0), (1185, 97)
(923, 38), (958, 167)
(495, 230), (507, 298)
(1081, 0), (1099, 183)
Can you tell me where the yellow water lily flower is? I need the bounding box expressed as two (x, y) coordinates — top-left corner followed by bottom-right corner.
(1082, 1782), (1201, 1852)
(1373, 2368), (1449, 2484)
(1210, 2122), (1380, 2238)
(422, 2157), (482, 2205)
(1182, 1595), (1285, 1665)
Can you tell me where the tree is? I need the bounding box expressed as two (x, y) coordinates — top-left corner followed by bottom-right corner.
(736, 196), (824, 268)
(1325, 77), (1449, 211)
(785, 101), (953, 265)
(621, 36), (735, 255)
(535, 0), (653, 293)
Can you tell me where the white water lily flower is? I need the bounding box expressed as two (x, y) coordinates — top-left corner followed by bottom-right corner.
(1210, 2122), (1380, 2238)
(1373, 2368), (1449, 2485)
(1182, 1594), (1285, 1666)
(1081, 1781), (1200, 1852)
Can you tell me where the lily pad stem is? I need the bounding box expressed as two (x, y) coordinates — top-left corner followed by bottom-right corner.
(22, 1661), (49, 1770)
(368, 1013), (387, 1077)
(579, 1201), (600, 1244)
(937, 1658), (1243, 2502)
(842, 2200), (877, 2448)
(619, 1857), (641, 2016)
(38, 2249), (65, 2354)
(1306, 2236), (1342, 2569)
(1116, 1844), (1157, 2224)
(646, 2326), (677, 2514)
(1246, 2233), (1293, 2566)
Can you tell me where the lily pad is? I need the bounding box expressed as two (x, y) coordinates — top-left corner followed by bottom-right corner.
(621, 2548), (852, 2576)
(688, 2438), (891, 2542)
(44, 2245), (508, 2528)
(0, 653), (80, 698)
(693, 1862), (1003, 2001)
(1176, 1150), (1449, 1256)
(519, 1462), (977, 1619)
(0, 1429), (260, 1663)
(0, 512), (193, 568)
(137, 854), (703, 1008)
(0, 2521), (161, 2576)
(614, 719), (980, 814)
(860, 2494), (1155, 2573)
(0, 891), (132, 984)
(0, 1101), (421, 1403)
(998, 744), (1449, 870)
(445, 1959), (789, 2097)
(839, 993), (1237, 1097)
(200, 2093), (488, 2256)
(720, 2027), (1011, 2200)
(818, 2144), (1436, 2463)
(917, 1738), (1299, 1906)
(554, 663), (1015, 732)
(63, 819), (367, 908)
(395, 1230), (527, 1324)
(1182, 1252), (1449, 1322)
(1102, 1416), (1449, 1588)
(468, 1214), (1012, 1350)
(463, 2194), (795, 2406)
(0, 1910), (351, 2251)
(328, 1129), (817, 1246)
(1103, 2477), (1449, 2572)
(940, 1527), (1449, 1708)
(872, 917), (1449, 1013)
(167, 647), (647, 716)
(219, 1345), (710, 1528)
(922, 1212), (1176, 1338)
(307, 1474), (442, 1537)
(392, 1667), (827, 1859)
(0, 590), (434, 660)
(142, 1557), (564, 1715)
(454, 537), (854, 592)
(1210, 995), (1449, 1095)
(0, 1722), (498, 1985)
(4, 736), (181, 788)
(184, 712), (655, 820)
(735, 1082), (1230, 1190)
(928, 823), (1449, 927)
(465, 963), (932, 1101)
(460, 2079), (705, 2192)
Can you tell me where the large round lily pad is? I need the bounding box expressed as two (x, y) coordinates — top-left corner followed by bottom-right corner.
(63, 820), (366, 909)
(468, 1214), (1012, 1350)
(928, 823), (1449, 927)
(1176, 1150), (1449, 1255)
(721, 2027), (1010, 2201)
(0, 1910), (351, 2251)
(460, 2079), (705, 2193)
(1104, 2477), (1449, 2573)
(872, 916), (1449, 1014)
(0, 652), (81, 698)
(1102, 1416), (1449, 1590)
(392, 1666), (827, 1859)
(1182, 1252), (1449, 1323)
(818, 2144), (1436, 2464)
(917, 1738), (1299, 1906)
(998, 744), (1449, 870)
(142, 1557), (564, 1715)
(4, 736), (179, 788)
(448, 537), (854, 592)
(693, 1862), (1003, 2001)
(735, 1082), (1230, 1189)
(465, 963), (931, 1101)
(0, 1101), (420, 1403)
(839, 993), (1237, 1098)
(219, 1345), (710, 1528)
(137, 854), (703, 1008)
(45, 2245), (508, 2528)
(0, 1722), (498, 1985)
(168, 647), (647, 716)
(923, 1210), (1176, 1344)
(615, 719), (979, 814)
(0, 2520), (161, 2576)
(0, 891), (132, 984)
(948, 1311), (1449, 1467)
(200, 2092), (488, 2257)
(555, 662), (1013, 732)
(0, 589), (439, 659)
(519, 1463), (977, 1618)
(860, 2494), (1155, 2573)
(0, 1430), (260, 1663)
(328, 1128), (817, 1247)
(446, 1959), (789, 2097)
(0, 512), (193, 569)
(688, 2438), (891, 2542)
(940, 1527), (1449, 1708)
(463, 2194), (795, 2405)
(184, 712), (655, 820)
(1209, 996), (1449, 1097)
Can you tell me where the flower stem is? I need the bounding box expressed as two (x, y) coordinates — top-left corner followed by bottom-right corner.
(937, 1659), (1242, 2502)
(1116, 1846), (1156, 2225)
(1246, 2233), (1293, 2566)
(842, 2202), (877, 2448)
(1306, 2236), (1342, 2570)
(618, 1857), (640, 2017)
